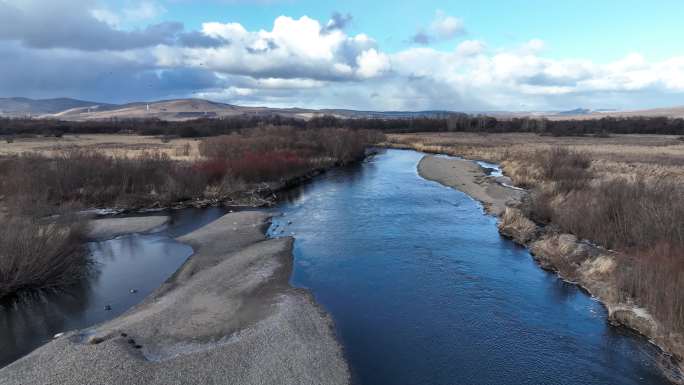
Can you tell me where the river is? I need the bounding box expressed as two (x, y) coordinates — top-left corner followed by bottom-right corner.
(269, 149), (670, 385)
(0, 149), (672, 384)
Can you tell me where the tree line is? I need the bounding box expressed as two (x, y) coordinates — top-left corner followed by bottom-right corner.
(1, 114), (683, 138)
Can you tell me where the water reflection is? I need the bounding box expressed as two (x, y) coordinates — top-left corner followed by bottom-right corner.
(0, 222), (198, 368)
(0, 285), (93, 362)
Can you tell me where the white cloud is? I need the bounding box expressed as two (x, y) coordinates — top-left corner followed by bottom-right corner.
(256, 77), (325, 89)
(92, 1), (166, 27)
(91, 8), (121, 27)
(125, 1), (166, 21)
(411, 10), (465, 45)
(3, 5), (684, 111)
(160, 16), (383, 81)
(456, 40), (485, 56)
(430, 10), (465, 40)
(522, 38), (545, 53)
(356, 49), (390, 78)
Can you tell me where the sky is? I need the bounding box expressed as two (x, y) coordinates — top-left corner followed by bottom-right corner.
(1, 0), (684, 111)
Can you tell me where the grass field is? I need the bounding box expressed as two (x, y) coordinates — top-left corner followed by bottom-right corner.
(0, 134), (202, 160)
(385, 132), (684, 183)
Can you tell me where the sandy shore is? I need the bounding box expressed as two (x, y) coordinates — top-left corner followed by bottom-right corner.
(417, 155), (524, 215)
(87, 215), (170, 239)
(1, 211), (350, 385)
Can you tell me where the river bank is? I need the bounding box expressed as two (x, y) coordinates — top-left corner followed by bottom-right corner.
(0, 211), (350, 385)
(417, 155), (524, 216)
(417, 153), (684, 383)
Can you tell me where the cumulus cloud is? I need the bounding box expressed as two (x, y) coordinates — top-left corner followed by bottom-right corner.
(356, 49), (390, 78)
(162, 16), (384, 82)
(430, 11), (465, 40)
(2, 4), (684, 111)
(411, 10), (465, 45)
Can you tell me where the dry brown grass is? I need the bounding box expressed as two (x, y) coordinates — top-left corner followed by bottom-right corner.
(616, 243), (684, 333)
(498, 207), (537, 244)
(0, 127), (383, 212)
(0, 215), (88, 299)
(385, 132), (684, 184)
(388, 131), (684, 336)
(0, 134), (202, 160)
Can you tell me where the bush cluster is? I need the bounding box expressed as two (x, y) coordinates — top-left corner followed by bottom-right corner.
(523, 147), (684, 332)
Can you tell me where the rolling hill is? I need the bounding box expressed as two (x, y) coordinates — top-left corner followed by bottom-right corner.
(2, 97), (683, 121)
(0, 97), (111, 117)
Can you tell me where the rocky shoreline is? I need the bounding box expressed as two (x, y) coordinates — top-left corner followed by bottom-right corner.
(418, 154), (684, 384)
(0, 211), (350, 385)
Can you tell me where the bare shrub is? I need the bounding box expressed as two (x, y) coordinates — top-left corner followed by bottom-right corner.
(521, 147), (684, 333)
(0, 216), (88, 298)
(0, 151), (205, 211)
(555, 178), (684, 250)
(616, 243), (684, 333)
(521, 188), (555, 224)
(536, 175), (684, 333)
(535, 147), (592, 192)
(0, 126), (382, 211)
(198, 127), (382, 182)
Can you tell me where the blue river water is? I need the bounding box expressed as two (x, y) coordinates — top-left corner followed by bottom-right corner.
(269, 149), (670, 385)
(0, 148), (672, 384)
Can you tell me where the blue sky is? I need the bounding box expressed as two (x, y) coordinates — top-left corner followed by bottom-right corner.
(142, 0), (684, 61)
(1, 0), (683, 111)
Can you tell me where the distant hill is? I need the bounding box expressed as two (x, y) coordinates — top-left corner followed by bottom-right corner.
(1, 97), (683, 121)
(35, 98), (459, 121)
(556, 108), (592, 116)
(0, 97), (110, 117)
(547, 106), (684, 120)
